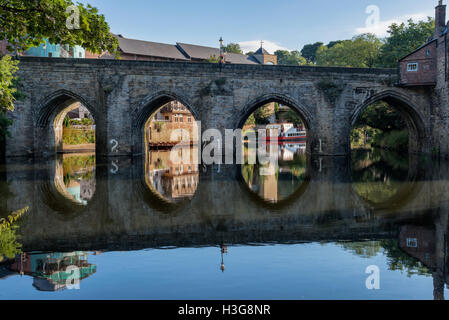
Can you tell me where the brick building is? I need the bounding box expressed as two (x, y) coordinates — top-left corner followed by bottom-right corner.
(147, 101), (199, 145)
(399, 1), (447, 86)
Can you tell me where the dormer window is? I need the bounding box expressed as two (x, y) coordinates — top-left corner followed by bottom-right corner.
(407, 63), (419, 72)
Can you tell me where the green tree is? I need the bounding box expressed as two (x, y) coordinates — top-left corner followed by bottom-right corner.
(327, 40), (343, 49)
(355, 101), (406, 132)
(316, 34), (382, 68)
(0, 0), (117, 148)
(224, 43), (243, 54)
(0, 0), (118, 54)
(300, 42), (323, 64)
(254, 104), (274, 124)
(0, 56), (19, 140)
(207, 55), (220, 63)
(275, 50), (307, 66)
(377, 18), (435, 68)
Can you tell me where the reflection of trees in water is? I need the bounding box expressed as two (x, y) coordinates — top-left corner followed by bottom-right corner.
(60, 155), (96, 205)
(351, 148), (409, 204)
(241, 146), (307, 203)
(338, 240), (430, 277)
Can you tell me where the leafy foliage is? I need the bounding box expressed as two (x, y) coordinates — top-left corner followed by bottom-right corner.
(0, 0), (118, 54)
(0, 56), (19, 113)
(274, 50), (307, 66)
(0, 56), (19, 139)
(0, 206), (29, 262)
(316, 34), (382, 68)
(224, 43), (243, 54)
(63, 128), (95, 145)
(355, 101), (406, 132)
(207, 55), (220, 63)
(300, 42), (323, 64)
(377, 18), (435, 68)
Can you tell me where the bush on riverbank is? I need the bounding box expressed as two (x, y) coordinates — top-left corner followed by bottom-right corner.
(63, 128), (95, 145)
(372, 130), (408, 152)
(351, 128), (408, 152)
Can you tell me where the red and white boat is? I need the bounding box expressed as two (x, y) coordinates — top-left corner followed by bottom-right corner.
(264, 123), (306, 142)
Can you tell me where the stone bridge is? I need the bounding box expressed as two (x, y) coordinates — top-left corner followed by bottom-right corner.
(6, 56), (446, 157)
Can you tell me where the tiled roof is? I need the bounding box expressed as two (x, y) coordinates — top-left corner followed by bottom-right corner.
(254, 47), (271, 55)
(177, 42), (258, 64)
(116, 35), (189, 60)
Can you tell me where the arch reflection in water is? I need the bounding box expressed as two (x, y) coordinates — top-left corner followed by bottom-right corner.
(242, 143), (307, 203)
(55, 154), (96, 205)
(6, 252), (96, 292)
(351, 148), (413, 207)
(241, 101), (308, 204)
(144, 100), (199, 202)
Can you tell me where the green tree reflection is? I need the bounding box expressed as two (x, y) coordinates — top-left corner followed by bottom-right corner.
(351, 148), (409, 204)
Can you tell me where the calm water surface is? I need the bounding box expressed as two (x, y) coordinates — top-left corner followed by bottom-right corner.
(1, 146), (448, 300)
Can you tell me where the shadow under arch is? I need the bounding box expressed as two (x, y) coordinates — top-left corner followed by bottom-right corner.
(35, 89), (99, 155)
(350, 90), (428, 154)
(132, 91), (198, 156)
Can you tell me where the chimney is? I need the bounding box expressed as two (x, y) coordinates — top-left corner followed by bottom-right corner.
(435, 0), (447, 37)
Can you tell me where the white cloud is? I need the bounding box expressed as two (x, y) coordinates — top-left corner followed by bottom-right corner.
(238, 40), (290, 54)
(355, 11), (433, 37)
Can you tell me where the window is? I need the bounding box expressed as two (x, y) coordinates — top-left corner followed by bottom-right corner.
(407, 63), (418, 72)
(48, 52), (52, 58)
(426, 50), (431, 57)
(406, 238), (418, 248)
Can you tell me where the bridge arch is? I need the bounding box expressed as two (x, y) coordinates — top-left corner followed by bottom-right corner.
(35, 89), (99, 155)
(132, 91), (198, 155)
(350, 90), (428, 154)
(237, 93), (313, 154)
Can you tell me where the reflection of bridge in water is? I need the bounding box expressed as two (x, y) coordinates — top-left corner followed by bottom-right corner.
(3, 153), (449, 298)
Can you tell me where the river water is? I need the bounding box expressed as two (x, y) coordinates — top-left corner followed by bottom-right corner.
(0, 145), (448, 300)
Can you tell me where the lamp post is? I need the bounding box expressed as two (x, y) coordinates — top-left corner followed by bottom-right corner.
(219, 37), (225, 64)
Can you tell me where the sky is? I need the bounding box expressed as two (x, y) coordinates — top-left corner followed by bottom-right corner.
(79, 0), (440, 53)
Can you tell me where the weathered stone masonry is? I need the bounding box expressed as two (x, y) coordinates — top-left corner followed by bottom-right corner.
(6, 56), (444, 157)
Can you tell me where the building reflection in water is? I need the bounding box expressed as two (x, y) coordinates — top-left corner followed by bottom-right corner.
(145, 100), (199, 202)
(241, 142), (307, 203)
(1, 252), (96, 292)
(146, 146), (199, 202)
(55, 154), (96, 205)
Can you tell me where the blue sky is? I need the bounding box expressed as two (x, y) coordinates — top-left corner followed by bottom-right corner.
(79, 0), (439, 53)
